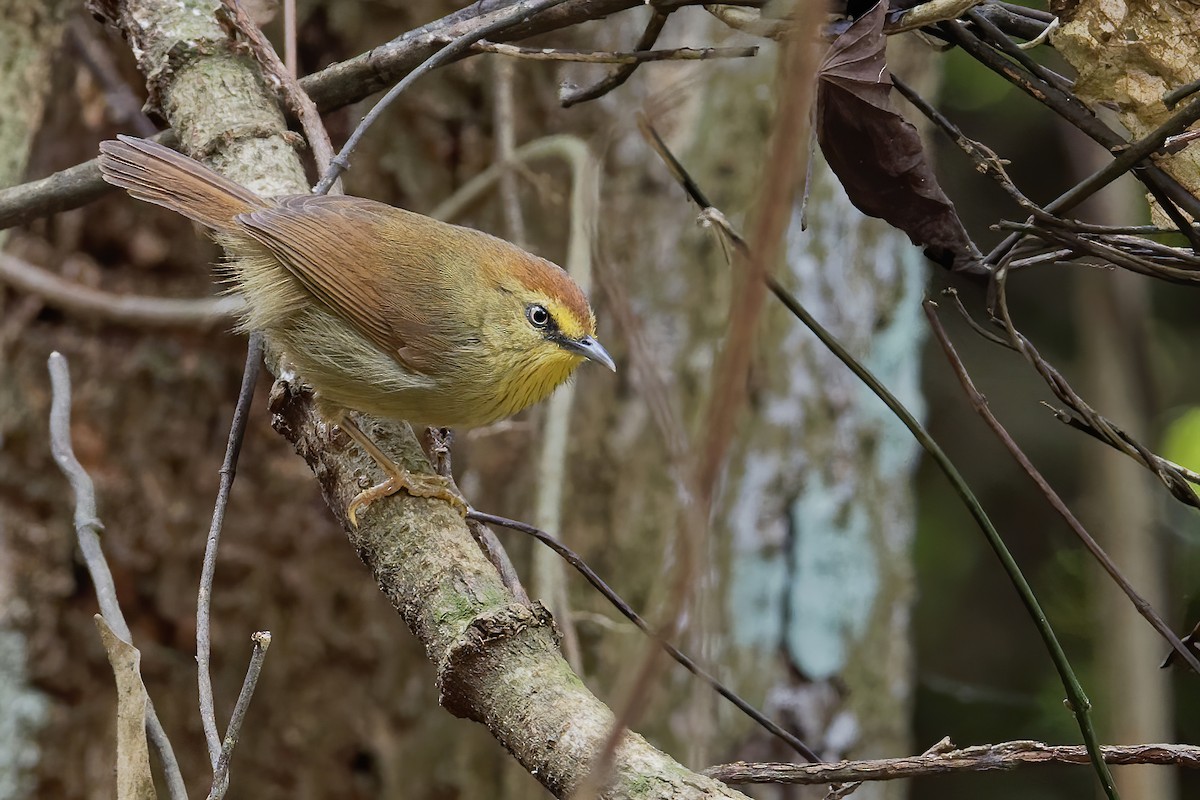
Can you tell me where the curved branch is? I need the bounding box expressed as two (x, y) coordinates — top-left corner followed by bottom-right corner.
(0, 251), (242, 328)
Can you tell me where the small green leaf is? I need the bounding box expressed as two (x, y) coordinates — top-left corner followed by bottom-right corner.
(1161, 407), (1200, 473)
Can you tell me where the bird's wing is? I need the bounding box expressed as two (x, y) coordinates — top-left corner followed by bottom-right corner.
(235, 195), (449, 375)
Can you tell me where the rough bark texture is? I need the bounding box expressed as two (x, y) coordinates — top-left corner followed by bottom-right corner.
(1053, 0), (1200, 213)
(270, 382), (747, 799)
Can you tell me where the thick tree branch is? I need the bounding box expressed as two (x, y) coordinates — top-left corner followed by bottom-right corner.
(269, 381), (749, 798)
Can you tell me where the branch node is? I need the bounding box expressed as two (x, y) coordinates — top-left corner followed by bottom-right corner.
(437, 602), (558, 719)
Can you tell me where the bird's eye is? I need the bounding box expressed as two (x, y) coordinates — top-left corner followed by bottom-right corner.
(526, 304), (551, 329)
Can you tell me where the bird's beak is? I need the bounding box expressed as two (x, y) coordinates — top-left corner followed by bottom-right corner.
(563, 335), (616, 372)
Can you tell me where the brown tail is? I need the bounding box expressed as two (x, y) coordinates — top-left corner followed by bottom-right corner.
(97, 135), (267, 231)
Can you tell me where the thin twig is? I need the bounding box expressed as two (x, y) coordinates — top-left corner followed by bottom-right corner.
(561, 8), (668, 108)
(971, 3), (1054, 41)
(430, 136), (579, 222)
(425, 427), (531, 604)
(706, 740), (1200, 785)
(0, 251), (241, 328)
(467, 510), (820, 762)
(197, 334), (264, 767)
(886, 0), (983, 34)
(923, 300), (1200, 674)
(964, 9), (1073, 94)
(313, 0), (572, 194)
(939, 20), (1200, 242)
(47, 353), (188, 800)
(1164, 76), (1200, 110)
(471, 40), (757, 63)
(704, 5), (786, 40)
(894, 73), (1200, 271)
(208, 631), (271, 800)
(983, 263), (1200, 509)
(197, 3), (318, 770)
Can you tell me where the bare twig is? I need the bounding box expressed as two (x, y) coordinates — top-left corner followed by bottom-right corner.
(468, 510), (819, 761)
(706, 740), (1200, 784)
(561, 8), (668, 108)
(938, 19), (1200, 254)
(0, 251), (241, 328)
(197, 335), (264, 767)
(208, 631), (272, 800)
(196, 3), (316, 770)
(769, 274), (1120, 799)
(924, 299), (1200, 674)
(982, 266), (1200, 510)
(313, 0), (572, 194)
(430, 136), (579, 222)
(886, 0), (983, 33)
(703, 5), (786, 40)
(47, 353), (188, 800)
(425, 427), (531, 604)
(471, 40), (757, 63)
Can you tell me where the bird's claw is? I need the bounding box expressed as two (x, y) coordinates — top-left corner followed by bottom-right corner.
(346, 471), (469, 528)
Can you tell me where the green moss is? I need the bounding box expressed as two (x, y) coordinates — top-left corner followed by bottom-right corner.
(623, 774), (659, 799)
(436, 590), (483, 631)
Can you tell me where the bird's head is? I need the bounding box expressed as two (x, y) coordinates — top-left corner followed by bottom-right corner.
(482, 251), (615, 417)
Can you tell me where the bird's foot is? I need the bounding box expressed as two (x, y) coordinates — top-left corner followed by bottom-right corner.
(347, 469), (468, 527)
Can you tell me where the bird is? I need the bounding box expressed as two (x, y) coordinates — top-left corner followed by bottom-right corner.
(97, 135), (614, 524)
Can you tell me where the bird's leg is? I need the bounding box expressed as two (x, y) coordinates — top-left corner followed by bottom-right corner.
(336, 415), (468, 526)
